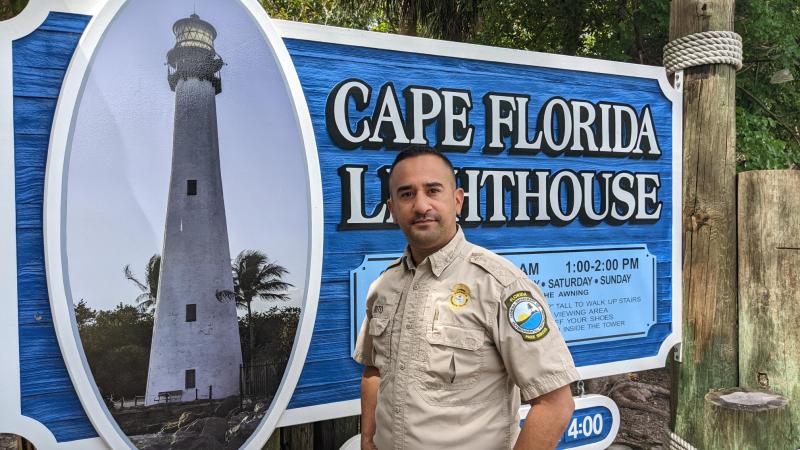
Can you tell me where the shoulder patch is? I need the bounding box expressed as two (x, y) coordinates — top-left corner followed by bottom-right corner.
(468, 252), (515, 287)
(505, 291), (550, 341)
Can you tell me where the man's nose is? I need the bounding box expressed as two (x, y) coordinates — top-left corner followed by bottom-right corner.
(413, 192), (432, 214)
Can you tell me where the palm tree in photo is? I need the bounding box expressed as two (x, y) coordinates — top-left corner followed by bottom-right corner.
(217, 250), (292, 366)
(123, 254), (161, 313)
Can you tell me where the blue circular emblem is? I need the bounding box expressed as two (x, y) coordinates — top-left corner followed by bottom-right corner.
(506, 291), (549, 341)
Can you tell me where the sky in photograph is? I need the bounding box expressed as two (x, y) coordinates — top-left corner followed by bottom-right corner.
(65, 0), (310, 313)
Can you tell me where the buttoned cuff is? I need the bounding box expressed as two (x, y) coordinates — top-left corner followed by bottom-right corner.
(518, 366), (581, 402)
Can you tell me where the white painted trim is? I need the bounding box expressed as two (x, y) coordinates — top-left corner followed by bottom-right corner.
(36, 1), (322, 449)
(273, 20), (675, 89)
(0, 9), (22, 437)
(279, 399), (360, 427)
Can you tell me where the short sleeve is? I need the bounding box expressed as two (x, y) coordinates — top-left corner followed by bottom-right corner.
(493, 277), (580, 402)
(353, 284), (377, 366)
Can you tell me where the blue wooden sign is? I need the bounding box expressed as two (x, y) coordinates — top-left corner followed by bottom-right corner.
(277, 20), (682, 425)
(0, 1), (682, 447)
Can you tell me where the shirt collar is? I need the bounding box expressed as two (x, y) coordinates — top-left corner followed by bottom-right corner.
(402, 227), (466, 277)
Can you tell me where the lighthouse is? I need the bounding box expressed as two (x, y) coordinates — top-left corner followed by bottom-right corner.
(145, 14), (242, 406)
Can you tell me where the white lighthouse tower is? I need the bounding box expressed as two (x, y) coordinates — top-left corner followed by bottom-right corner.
(145, 14), (242, 406)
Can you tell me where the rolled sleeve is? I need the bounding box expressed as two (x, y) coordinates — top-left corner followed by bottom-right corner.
(494, 278), (580, 402)
(353, 314), (374, 366)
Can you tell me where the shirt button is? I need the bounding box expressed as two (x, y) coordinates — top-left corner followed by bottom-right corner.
(400, 363), (405, 370)
(406, 323), (413, 329)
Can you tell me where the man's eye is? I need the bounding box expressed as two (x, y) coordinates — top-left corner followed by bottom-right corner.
(400, 191), (413, 199)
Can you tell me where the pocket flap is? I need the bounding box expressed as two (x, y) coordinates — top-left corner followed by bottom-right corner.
(368, 318), (390, 336)
(426, 325), (483, 350)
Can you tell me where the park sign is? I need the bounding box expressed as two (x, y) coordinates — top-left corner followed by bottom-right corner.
(0, 1), (681, 449)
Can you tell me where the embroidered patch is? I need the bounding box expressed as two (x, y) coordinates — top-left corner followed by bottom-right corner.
(449, 283), (471, 308)
(505, 291), (549, 341)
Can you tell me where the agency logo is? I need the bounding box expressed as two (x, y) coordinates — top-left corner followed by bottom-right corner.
(505, 291), (549, 341)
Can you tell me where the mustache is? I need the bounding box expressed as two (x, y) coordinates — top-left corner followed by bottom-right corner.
(412, 212), (440, 224)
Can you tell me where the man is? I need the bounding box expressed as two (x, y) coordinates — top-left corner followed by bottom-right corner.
(354, 147), (580, 450)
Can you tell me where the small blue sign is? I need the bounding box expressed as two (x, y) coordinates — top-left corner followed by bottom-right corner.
(351, 244), (656, 355)
(520, 403), (616, 449)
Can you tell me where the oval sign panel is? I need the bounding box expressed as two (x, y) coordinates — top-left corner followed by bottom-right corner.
(43, 0), (321, 448)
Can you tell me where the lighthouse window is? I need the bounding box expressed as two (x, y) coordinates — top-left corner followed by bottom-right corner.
(185, 369), (196, 389)
(187, 179), (197, 195)
(186, 304), (197, 322)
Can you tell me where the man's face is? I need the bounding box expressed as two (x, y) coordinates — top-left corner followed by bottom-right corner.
(387, 154), (464, 258)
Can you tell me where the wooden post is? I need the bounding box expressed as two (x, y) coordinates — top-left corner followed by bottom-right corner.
(703, 388), (789, 449)
(669, 0), (739, 446)
(314, 416), (360, 449)
(262, 429), (281, 450)
(737, 170), (800, 447)
(282, 423), (314, 450)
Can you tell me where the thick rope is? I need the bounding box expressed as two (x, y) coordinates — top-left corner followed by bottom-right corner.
(664, 428), (699, 450)
(663, 30), (742, 74)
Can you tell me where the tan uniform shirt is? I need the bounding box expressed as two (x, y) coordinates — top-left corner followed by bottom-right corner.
(354, 228), (580, 450)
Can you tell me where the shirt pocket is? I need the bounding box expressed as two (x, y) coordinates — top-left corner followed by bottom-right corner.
(368, 318), (391, 373)
(368, 293), (399, 375)
(417, 325), (486, 394)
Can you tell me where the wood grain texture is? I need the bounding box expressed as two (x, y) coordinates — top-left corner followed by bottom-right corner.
(737, 170), (800, 447)
(703, 388), (790, 449)
(13, 12), (96, 441)
(669, 0), (739, 447)
(313, 416), (359, 449)
(284, 38), (678, 409)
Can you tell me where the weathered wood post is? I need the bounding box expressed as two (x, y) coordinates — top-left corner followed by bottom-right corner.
(703, 388), (789, 449)
(736, 170), (800, 447)
(668, 0), (739, 446)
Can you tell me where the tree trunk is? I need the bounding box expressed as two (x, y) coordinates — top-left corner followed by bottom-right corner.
(398, 0), (417, 36)
(247, 299), (254, 367)
(737, 170), (800, 447)
(703, 388), (789, 449)
(669, 0), (739, 447)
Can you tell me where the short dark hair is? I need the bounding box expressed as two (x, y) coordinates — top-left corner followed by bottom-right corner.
(389, 145), (456, 187)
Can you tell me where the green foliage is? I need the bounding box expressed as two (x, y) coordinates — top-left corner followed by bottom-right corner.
(77, 302), (154, 399)
(241, 306), (301, 368)
(0, 0), (28, 21)
(123, 254), (160, 313)
(734, 0), (800, 170)
(260, 0), (381, 30)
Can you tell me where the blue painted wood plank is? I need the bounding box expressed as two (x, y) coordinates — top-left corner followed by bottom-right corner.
(13, 66), (66, 98)
(35, 12), (92, 34)
(13, 30), (83, 70)
(13, 11), (96, 442)
(15, 202), (42, 229)
(12, 97), (57, 135)
(13, 133), (50, 168)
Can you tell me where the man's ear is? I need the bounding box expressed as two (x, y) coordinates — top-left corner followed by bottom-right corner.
(387, 197), (394, 217)
(454, 187), (464, 215)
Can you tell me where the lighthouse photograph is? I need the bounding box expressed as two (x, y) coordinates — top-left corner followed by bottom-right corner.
(62, 0), (311, 447)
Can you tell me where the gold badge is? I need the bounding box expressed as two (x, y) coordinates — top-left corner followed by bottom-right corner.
(449, 283), (471, 308)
